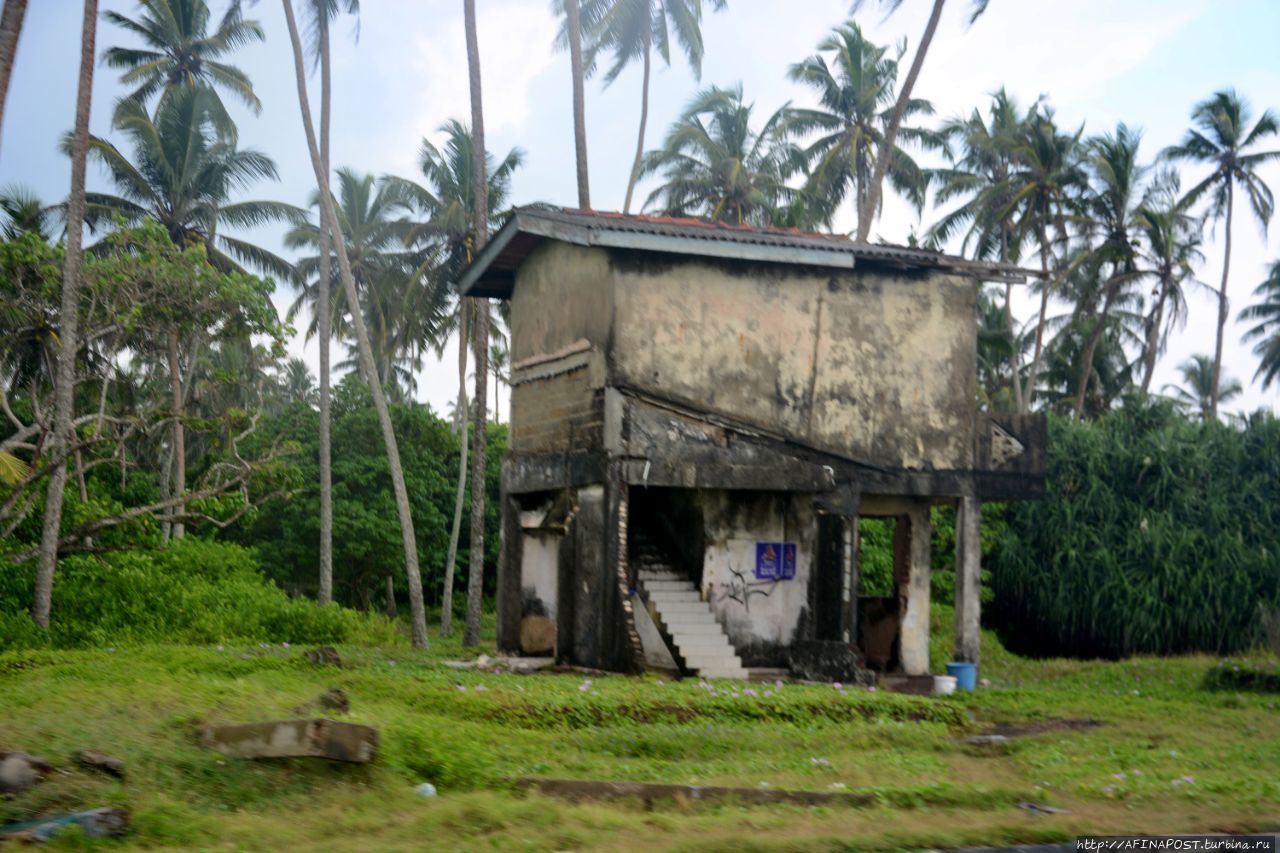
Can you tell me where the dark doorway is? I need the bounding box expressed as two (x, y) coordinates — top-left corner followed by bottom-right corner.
(814, 514), (846, 641)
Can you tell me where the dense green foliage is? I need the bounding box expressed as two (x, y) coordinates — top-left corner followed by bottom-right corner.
(0, 539), (397, 651)
(990, 404), (1280, 658)
(230, 374), (505, 612)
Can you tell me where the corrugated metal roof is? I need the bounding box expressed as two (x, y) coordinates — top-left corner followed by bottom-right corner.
(460, 207), (1034, 298)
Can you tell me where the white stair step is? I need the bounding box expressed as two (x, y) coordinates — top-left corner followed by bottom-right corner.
(683, 654), (743, 667)
(647, 591), (703, 603)
(653, 601), (714, 613)
(642, 580), (696, 592)
(697, 669), (750, 680)
(638, 571), (683, 582)
(677, 641), (733, 654)
(665, 621), (725, 634)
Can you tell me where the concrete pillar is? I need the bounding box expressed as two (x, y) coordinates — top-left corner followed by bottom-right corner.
(953, 496), (982, 664)
(898, 502), (932, 675)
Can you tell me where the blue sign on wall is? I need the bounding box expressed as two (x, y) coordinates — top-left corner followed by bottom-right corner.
(755, 542), (797, 581)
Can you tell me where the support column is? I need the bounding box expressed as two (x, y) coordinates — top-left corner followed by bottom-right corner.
(898, 502), (932, 676)
(496, 492), (523, 654)
(953, 496), (982, 664)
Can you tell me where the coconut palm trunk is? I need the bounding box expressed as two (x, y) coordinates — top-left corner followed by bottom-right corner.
(463, 0), (490, 647)
(316, 12), (335, 606)
(622, 26), (651, 214)
(1072, 273), (1121, 419)
(856, 0), (944, 241)
(32, 0), (96, 628)
(167, 328), (186, 539)
(441, 302), (468, 637)
(281, 0), (429, 648)
(1023, 223), (1054, 408)
(0, 0), (28, 155)
(566, 0), (591, 209)
(1139, 286), (1168, 396)
(1209, 181), (1233, 420)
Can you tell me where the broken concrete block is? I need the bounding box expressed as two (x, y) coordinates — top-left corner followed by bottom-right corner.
(319, 688), (350, 713)
(0, 752), (52, 794)
(202, 719), (378, 763)
(520, 616), (556, 655)
(305, 646), (342, 667)
(75, 749), (125, 778)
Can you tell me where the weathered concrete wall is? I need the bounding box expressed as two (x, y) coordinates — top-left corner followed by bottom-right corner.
(698, 491), (817, 667)
(510, 242), (613, 361)
(508, 242), (612, 453)
(609, 252), (978, 471)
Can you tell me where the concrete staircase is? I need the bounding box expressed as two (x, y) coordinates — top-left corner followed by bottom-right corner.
(633, 539), (748, 680)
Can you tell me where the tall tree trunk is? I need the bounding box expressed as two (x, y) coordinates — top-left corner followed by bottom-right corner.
(167, 329), (185, 539)
(440, 302), (469, 637)
(384, 574), (397, 618)
(1072, 274), (1120, 419)
(1000, 227), (1025, 413)
(0, 0), (28, 157)
(464, 0), (490, 647)
(856, 0), (944, 241)
(1209, 180), (1233, 421)
(1139, 283), (1168, 396)
(32, 0), (95, 628)
(1023, 224), (1054, 409)
(621, 27), (651, 214)
(281, 0), (428, 648)
(566, 0), (591, 209)
(316, 16), (335, 607)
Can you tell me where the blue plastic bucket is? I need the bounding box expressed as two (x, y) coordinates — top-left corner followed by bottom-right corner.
(946, 661), (977, 691)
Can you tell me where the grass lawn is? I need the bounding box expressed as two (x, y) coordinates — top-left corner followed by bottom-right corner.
(2, 607), (1278, 850)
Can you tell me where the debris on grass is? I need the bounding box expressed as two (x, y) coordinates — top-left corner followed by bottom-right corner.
(1017, 801), (1071, 816)
(304, 646), (342, 667)
(75, 749), (125, 779)
(202, 719), (378, 763)
(0, 752), (52, 794)
(0, 807), (129, 842)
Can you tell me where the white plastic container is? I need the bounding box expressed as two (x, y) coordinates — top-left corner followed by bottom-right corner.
(931, 675), (958, 696)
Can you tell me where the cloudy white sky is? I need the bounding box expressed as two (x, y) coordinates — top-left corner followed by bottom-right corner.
(3, 0), (1279, 417)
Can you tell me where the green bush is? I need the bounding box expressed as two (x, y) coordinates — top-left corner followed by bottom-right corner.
(1203, 658), (1280, 693)
(989, 404), (1280, 658)
(0, 539), (399, 651)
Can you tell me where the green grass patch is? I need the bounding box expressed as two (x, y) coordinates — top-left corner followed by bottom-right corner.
(2, 611), (1279, 849)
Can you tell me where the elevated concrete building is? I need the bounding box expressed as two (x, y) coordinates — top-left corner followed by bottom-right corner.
(461, 208), (1045, 680)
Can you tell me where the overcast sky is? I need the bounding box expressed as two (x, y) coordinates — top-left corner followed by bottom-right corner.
(3, 0), (1279, 417)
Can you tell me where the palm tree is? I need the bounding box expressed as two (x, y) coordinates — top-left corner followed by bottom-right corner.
(1240, 260), (1280, 391)
(0, 0), (28, 156)
(281, 0), (429, 648)
(927, 88), (1028, 408)
(1166, 354), (1242, 421)
(102, 0), (264, 135)
(560, 0), (591, 208)
(303, 0), (359, 607)
(851, 0), (990, 241)
(577, 0), (726, 213)
(383, 118), (522, 637)
(788, 21), (935, 236)
(80, 87), (301, 280)
(1163, 90), (1279, 420)
(1134, 173), (1203, 396)
(998, 107), (1086, 408)
(463, 0), (490, 647)
(34, 0), (97, 628)
(286, 169), (419, 381)
(0, 185), (57, 241)
(1071, 123), (1147, 419)
(640, 83), (802, 225)
(275, 357), (318, 407)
